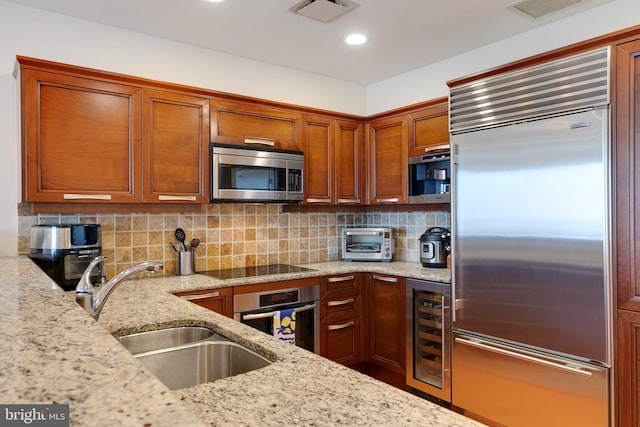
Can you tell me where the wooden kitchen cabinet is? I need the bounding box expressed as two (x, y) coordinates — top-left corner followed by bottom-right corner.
(615, 38), (640, 427)
(175, 287), (233, 318)
(320, 273), (365, 367)
(367, 115), (408, 204)
(20, 68), (142, 203)
(18, 58), (210, 205)
(408, 99), (450, 157)
(142, 90), (210, 203)
(210, 99), (302, 150)
(367, 273), (405, 375)
(302, 115), (364, 205)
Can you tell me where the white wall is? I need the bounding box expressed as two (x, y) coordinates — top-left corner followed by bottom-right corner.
(366, 0), (640, 115)
(1, 0), (639, 256)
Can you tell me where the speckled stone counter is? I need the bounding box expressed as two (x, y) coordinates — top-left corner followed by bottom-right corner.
(0, 257), (483, 426)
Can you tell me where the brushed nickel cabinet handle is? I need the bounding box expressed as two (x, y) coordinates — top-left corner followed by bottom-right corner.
(327, 275), (355, 283)
(424, 143), (450, 153)
(180, 291), (220, 301)
(327, 298), (354, 307)
(306, 198), (332, 203)
(63, 194), (112, 201)
(328, 321), (355, 331)
(337, 198), (361, 204)
(372, 274), (397, 283)
(244, 138), (275, 146)
(376, 197), (399, 203)
(158, 195), (197, 201)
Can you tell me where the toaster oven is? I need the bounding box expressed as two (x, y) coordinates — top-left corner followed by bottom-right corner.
(342, 228), (394, 262)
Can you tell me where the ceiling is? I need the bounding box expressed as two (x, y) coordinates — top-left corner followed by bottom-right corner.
(5, 0), (615, 85)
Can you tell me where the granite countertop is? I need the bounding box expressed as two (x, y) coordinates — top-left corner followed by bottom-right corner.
(0, 257), (483, 426)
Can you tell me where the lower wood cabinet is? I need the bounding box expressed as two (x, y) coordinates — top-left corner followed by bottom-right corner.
(174, 287), (233, 318)
(319, 273), (365, 367)
(367, 273), (406, 375)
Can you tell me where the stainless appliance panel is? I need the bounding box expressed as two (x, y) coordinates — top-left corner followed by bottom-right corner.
(453, 332), (609, 427)
(452, 108), (610, 363)
(342, 228), (393, 262)
(233, 285), (320, 354)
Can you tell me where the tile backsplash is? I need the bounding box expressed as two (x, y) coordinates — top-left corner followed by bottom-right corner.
(18, 204), (450, 277)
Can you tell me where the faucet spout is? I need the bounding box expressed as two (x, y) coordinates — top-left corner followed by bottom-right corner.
(75, 256), (163, 320)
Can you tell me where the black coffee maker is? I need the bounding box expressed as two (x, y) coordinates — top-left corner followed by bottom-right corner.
(418, 227), (450, 268)
(29, 224), (102, 290)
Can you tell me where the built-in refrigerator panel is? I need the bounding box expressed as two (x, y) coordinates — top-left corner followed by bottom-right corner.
(452, 108), (610, 364)
(453, 331), (609, 427)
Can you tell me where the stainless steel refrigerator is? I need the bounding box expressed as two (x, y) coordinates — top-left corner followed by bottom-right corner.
(450, 48), (612, 427)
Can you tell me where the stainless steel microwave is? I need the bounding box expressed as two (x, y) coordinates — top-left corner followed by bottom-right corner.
(408, 151), (451, 204)
(211, 143), (304, 202)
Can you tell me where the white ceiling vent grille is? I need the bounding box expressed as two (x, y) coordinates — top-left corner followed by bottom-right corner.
(509, 0), (583, 19)
(288, 0), (359, 23)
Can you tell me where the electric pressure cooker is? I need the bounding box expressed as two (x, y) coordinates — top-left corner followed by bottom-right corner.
(419, 227), (450, 268)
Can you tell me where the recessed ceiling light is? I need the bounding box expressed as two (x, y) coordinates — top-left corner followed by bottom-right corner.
(345, 33), (367, 46)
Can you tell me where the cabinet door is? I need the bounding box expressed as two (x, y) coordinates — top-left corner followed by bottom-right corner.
(335, 119), (365, 205)
(210, 99), (302, 150)
(617, 309), (640, 427)
(367, 116), (408, 204)
(408, 101), (450, 157)
(175, 288), (233, 318)
(321, 318), (362, 367)
(21, 69), (141, 203)
(302, 115), (334, 204)
(367, 273), (405, 374)
(616, 39), (640, 312)
(142, 90), (210, 203)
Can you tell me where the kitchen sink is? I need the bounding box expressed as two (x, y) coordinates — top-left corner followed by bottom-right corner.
(117, 326), (272, 390)
(117, 326), (216, 354)
(134, 341), (271, 390)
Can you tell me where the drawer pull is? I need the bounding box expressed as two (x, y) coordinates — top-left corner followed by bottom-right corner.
(372, 275), (397, 283)
(328, 321), (355, 331)
(63, 194), (112, 201)
(337, 198), (361, 204)
(327, 298), (354, 307)
(306, 198), (331, 203)
(376, 197), (399, 203)
(158, 195), (197, 201)
(327, 275), (355, 283)
(244, 138), (275, 147)
(180, 291), (220, 301)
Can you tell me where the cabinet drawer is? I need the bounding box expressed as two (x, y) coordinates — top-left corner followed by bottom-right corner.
(321, 294), (361, 324)
(320, 317), (362, 366)
(321, 273), (361, 295)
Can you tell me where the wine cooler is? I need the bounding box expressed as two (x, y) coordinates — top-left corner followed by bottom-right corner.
(405, 278), (451, 402)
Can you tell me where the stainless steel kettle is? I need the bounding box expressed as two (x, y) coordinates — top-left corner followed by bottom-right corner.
(419, 227), (450, 268)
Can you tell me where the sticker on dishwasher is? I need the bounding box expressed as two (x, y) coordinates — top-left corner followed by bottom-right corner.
(273, 308), (296, 345)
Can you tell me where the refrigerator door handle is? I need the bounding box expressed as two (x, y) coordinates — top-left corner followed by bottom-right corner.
(455, 336), (593, 377)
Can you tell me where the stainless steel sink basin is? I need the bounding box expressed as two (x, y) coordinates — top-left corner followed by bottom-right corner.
(117, 326), (216, 354)
(117, 326), (272, 390)
(134, 341), (271, 390)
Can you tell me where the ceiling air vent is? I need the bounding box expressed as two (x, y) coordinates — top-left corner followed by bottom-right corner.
(288, 0), (359, 23)
(509, 0), (583, 19)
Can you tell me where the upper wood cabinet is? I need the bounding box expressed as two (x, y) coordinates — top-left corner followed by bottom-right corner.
(210, 99), (302, 151)
(615, 38), (640, 427)
(408, 100), (450, 157)
(367, 115), (408, 204)
(21, 69), (142, 203)
(18, 58), (210, 205)
(302, 115), (364, 205)
(142, 90), (210, 203)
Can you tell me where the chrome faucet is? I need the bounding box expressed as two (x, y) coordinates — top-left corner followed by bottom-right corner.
(75, 255), (163, 320)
